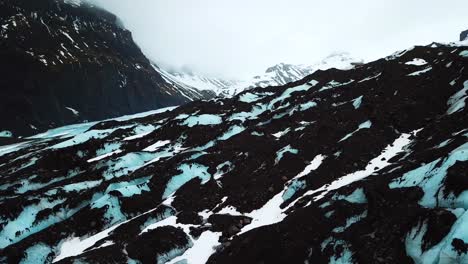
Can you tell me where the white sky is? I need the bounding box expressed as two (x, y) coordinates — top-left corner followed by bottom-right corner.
(92, 0), (468, 79)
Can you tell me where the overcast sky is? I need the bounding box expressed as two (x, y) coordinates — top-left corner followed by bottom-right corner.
(91, 0), (468, 79)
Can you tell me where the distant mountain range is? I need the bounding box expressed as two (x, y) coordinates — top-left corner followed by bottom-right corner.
(157, 52), (362, 97)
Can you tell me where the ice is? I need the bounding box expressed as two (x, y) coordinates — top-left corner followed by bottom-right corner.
(299, 101), (317, 111)
(228, 103), (267, 122)
(144, 140), (171, 152)
(275, 145), (299, 164)
(123, 125), (158, 141)
(329, 246), (354, 264)
(0, 198), (65, 248)
(389, 142), (468, 208)
(352, 96), (363, 109)
(162, 163), (211, 199)
(0, 130), (12, 137)
(92, 194), (126, 226)
(339, 120), (372, 142)
(282, 179), (306, 201)
(157, 246), (192, 264)
(239, 92), (264, 103)
(62, 180), (102, 192)
(183, 114), (222, 127)
(88, 142), (122, 162)
(51, 128), (117, 149)
(332, 210), (368, 233)
(219, 125), (245, 140)
(28, 122), (96, 140)
(405, 58), (428, 66)
(407, 67), (433, 76)
(447, 80), (468, 114)
(268, 81), (318, 109)
(20, 243), (53, 264)
(405, 210), (468, 263)
(459, 50), (468, 58)
(333, 188), (367, 204)
(103, 152), (157, 180)
(166, 231), (221, 264)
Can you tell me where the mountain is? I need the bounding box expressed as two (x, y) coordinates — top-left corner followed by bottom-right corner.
(164, 52), (360, 97)
(0, 0), (212, 138)
(461, 30), (468, 41)
(1, 42), (467, 263)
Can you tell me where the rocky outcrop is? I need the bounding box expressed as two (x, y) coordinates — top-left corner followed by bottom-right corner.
(0, 0), (212, 137)
(461, 30), (468, 41)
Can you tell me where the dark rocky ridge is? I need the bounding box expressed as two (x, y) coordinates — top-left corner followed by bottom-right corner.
(0, 43), (467, 263)
(460, 29), (468, 41)
(0, 0), (213, 137)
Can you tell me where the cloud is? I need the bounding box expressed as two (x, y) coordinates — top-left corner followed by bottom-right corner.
(91, 0), (468, 78)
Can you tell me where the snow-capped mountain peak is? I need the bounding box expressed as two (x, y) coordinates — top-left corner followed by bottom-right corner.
(160, 52), (361, 98)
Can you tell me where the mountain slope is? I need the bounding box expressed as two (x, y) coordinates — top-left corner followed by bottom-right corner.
(461, 29), (468, 41)
(0, 43), (467, 263)
(0, 0), (211, 137)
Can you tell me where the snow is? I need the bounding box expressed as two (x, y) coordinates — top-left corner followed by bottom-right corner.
(407, 67), (433, 76)
(405, 58), (428, 66)
(289, 131), (415, 205)
(447, 80), (468, 114)
(293, 154), (326, 180)
(183, 114), (223, 127)
(358, 72), (382, 83)
(237, 154), (325, 233)
(143, 140), (171, 152)
(319, 79), (354, 92)
(213, 161), (233, 180)
(166, 231), (221, 264)
(272, 128), (291, 138)
(65, 107), (79, 115)
(54, 223), (120, 262)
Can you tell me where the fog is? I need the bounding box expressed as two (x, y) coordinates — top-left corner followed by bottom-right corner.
(91, 0), (468, 78)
